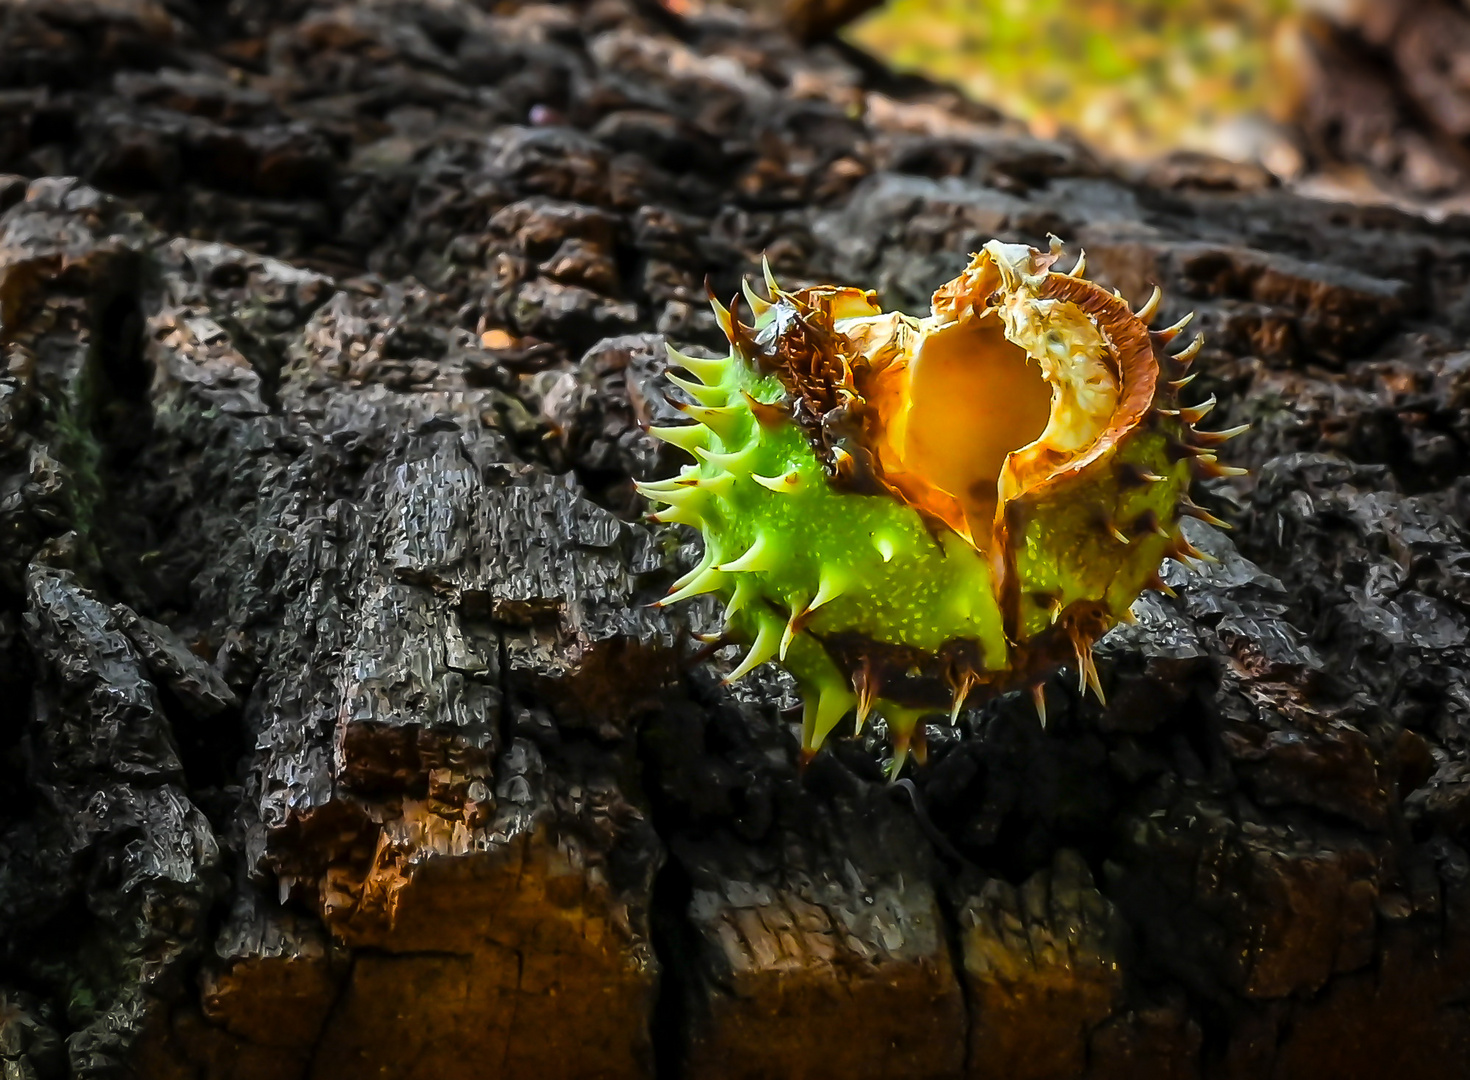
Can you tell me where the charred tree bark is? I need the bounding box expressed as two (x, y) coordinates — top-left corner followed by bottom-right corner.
(1, 2), (1469, 1079)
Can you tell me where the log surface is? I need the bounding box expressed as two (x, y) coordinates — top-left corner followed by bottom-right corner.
(0, 2), (1468, 1079)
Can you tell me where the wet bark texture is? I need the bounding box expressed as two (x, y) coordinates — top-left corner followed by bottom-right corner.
(1281, 0), (1470, 202)
(0, 2), (1469, 1079)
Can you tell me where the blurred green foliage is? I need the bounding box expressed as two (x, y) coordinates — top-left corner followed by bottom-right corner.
(848, 0), (1293, 160)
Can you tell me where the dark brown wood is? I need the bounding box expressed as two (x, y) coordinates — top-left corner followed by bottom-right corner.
(1, 2), (1470, 1079)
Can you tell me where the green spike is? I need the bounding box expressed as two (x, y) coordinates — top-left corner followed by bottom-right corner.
(665, 343), (727, 385)
(742, 277), (774, 323)
(667, 547), (715, 593)
(722, 576), (756, 623)
(634, 479), (683, 499)
(852, 668), (876, 735)
(804, 678), (857, 754)
(666, 371), (728, 407)
(691, 471), (735, 496)
(751, 470), (802, 493)
(662, 565), (727, 606)
(683, 404), (744, 443)
(725, 612), (781, 683)
(762, 255), (780, 299)
(718, 533), (775, 574)
(647, 482), (704, 508)
(808, 567), (847, 613)
(652, 503), (704, 528)
(949, 667), (978, 725)
(648, 424), (709, 455)
(881, 706), (927, 780)
(710, 293), (735, 343)
(778, 594), (809, 660)
(694, 444), (758, 472)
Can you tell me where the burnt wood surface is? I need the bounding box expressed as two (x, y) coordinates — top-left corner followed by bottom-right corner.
(1, 2), (1470, 1079)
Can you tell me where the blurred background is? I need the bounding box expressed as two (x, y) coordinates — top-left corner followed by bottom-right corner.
(807, 0), (1470, 217)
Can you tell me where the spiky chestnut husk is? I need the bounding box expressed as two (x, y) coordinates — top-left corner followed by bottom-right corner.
(639, 239), (1246, 775)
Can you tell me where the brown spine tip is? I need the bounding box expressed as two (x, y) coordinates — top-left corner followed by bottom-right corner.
(1172, 333), (1204, 366)
(1192, 457), (1250, 479)
(948, 664), (979, 724)
(1191, 423), (1250, 448)
(1146, 571), (1178, 598)
(911, 722), (929, 766)
(1180, 396), (1217, 425)
(742, 391), (793, 428)
(1180, 497), (1231, 529)
(852, 658), (878, 735)
(1068, 627), (1106, 705)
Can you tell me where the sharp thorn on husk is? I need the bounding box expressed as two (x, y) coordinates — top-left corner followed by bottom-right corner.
(648, 423), (708, 455)
(1071, 634), (1106, 705)
(1086, 660), (1107, 705)
(1180, 396), (1217, 424)
(680, 403), (743, 441)
(724, 615), (781, 683)
(741, 277), (773, 320)
(693, 445), (754, 471)
(666, 370), (727, 407)
(718, 534), (775, 574)
(1135, 285), (1162, 323)
(661, 566), (727, 606)
(948, 665), (978, 725)
(666, 547), (715, 591)
(1197, 459), (1251, 478)
(1174, 333), (1204, 363)
(853, 661), (877, 735)
(722, 576), (756, 622)
(742, 391), (792, 428)
(650, 504), (702, 527)
(706, 280), (736, 343)
(1181, 498), (1231, 529)
(665, 343), (727, 385)
(762, 255), (781, 299)
(810, 568), (845, 612)
(1192, 423), (1250, 447)
(751, 470), (802, 493)
(1155, 311), (1195, 343)
(1147, 571), (1178, 598)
